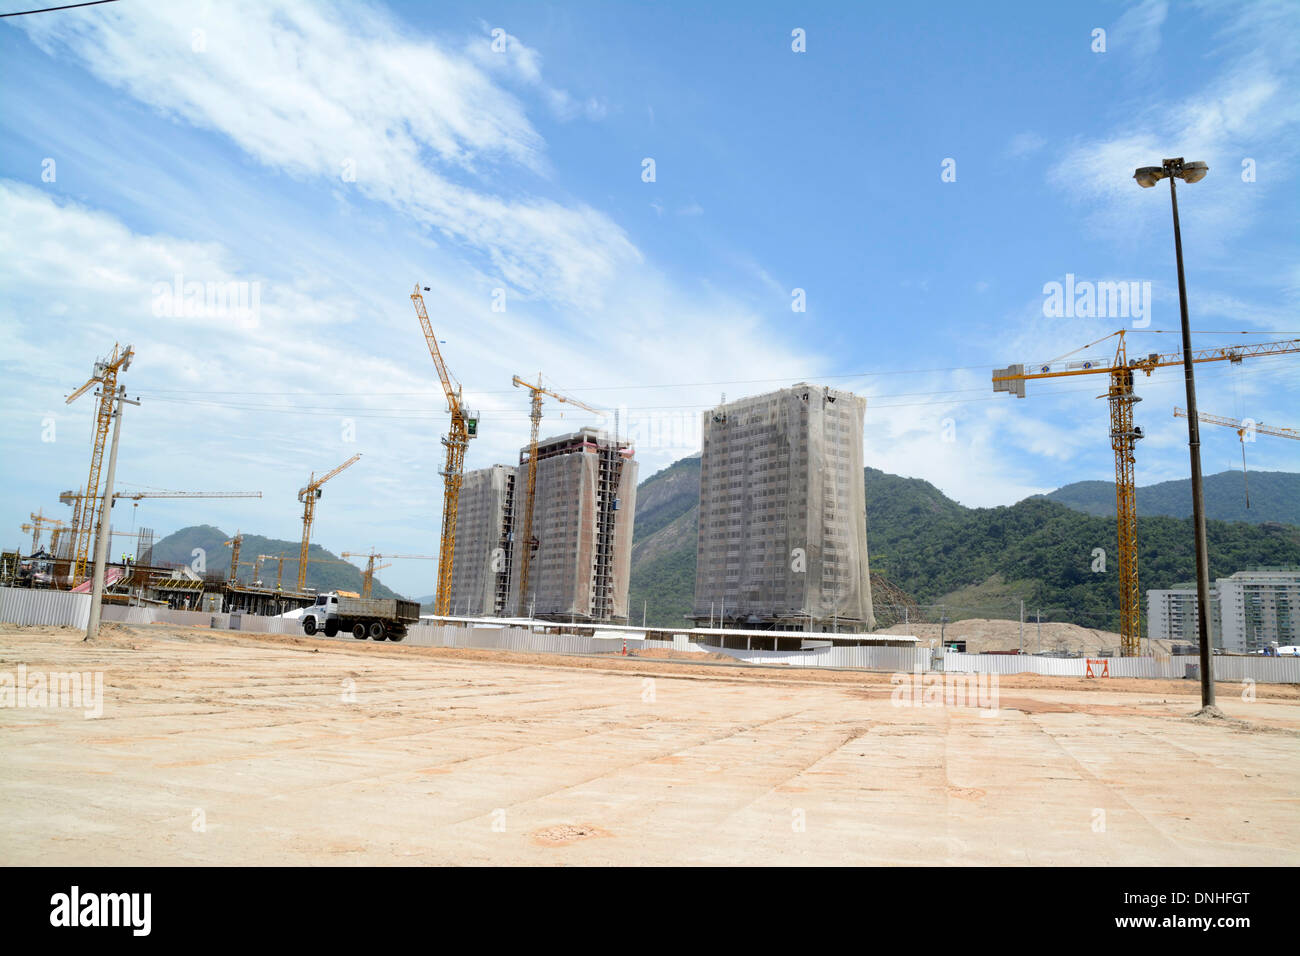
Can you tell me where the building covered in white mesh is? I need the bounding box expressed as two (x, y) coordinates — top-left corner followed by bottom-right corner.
(508, 427), (638, 623)
(692, 383), (875, 631)
(448, 464), (516, 617)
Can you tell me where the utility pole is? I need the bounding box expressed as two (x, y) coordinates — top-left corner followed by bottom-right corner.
(1019, 599), (1024, 655)
(642, 600), (647, 629)
(85, 385), (139, 641)
(1036, 608), (1041, 655)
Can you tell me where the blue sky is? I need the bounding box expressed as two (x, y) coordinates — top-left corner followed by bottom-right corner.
(2, 0), (1297, 598)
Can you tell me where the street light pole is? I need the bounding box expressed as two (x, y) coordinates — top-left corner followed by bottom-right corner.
(1135, 157), (1214, 709)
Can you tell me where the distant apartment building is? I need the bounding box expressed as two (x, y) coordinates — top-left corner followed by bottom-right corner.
(508, 427), (638, 624)
(692, 383), (875, 632)
(1146, 583), (1220, 647)
(448, 465), (516, 616)
(1216, 568), (1299, 652)
(1147, 568), (1299, 652)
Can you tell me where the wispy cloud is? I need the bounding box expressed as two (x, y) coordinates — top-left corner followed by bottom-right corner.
(18, 0), (637, 310)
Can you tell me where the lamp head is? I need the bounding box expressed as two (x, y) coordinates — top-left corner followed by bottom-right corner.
(1134, 166), (1165, 188)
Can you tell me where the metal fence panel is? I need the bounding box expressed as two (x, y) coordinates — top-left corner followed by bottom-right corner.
(0, 587), (92, 629)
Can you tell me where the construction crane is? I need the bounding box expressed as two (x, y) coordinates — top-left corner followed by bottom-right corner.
(1175, 407), (1299, 508)
(510, 374), (603, 614)
(21, 511), (67, 554)
(342, 551), (435, 598)
(114, 490), (262, 502)
(296, 454), (362, 592)
(224, 533), (244, 584)
(994, 330), (1300, 656)
(65, 343), (134, 586)
(256, 553), (287, 590)
(411, 283), (479, 616)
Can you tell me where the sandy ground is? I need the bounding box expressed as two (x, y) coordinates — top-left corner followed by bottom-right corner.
(2, 622), (1298, 866)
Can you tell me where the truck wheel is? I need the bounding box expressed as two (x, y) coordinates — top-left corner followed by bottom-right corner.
(352, 622), (367, 640)
(368, 621), (386, 641)
(324, 621), (339, 637)
(303, 617), (317, 636)
(388, 630), (405, 643)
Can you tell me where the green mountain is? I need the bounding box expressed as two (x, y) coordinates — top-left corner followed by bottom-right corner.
(149, 525), (405, 600)
(628, 460), (1300, 631)
(1041, 470), (1300, 525)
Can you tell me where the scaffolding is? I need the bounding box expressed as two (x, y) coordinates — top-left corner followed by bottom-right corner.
(509, 428), (637, 623)
(448, 465), (516, 616)
(693, 384), (875, 631)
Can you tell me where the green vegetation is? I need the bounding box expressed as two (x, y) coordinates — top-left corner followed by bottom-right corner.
(1042, 470), (1300, 525)
(628, 460), (1300, 631)
(149, 525), (405, 600)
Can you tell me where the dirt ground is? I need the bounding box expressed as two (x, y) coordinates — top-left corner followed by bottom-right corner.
(2, 622), (1298, 866)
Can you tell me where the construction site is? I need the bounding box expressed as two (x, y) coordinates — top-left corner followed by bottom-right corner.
(3, 312), (1299, 868)
(4, 1), (1300, 887)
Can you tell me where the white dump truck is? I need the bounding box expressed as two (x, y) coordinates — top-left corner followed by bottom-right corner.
(301, 592), (421, 642)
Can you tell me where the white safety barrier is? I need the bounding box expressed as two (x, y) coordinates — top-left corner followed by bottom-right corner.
(701, 643), (932, 672)
(7, 589), (1296, 684)
(941, 650), (1300, 684)
(0, 586), (91, 629)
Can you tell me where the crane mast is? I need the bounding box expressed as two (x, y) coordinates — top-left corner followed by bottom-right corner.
(65, 343), (134, 586)
(994, 331), (1300, 656)
(297, 454), (362, 592)
(342, 551), (435, 597)
(411, 284), (477, 616)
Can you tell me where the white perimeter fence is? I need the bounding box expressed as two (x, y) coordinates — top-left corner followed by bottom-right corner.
(0, 586), (91, 629)
(3, 589), (1297, 683)
(941, 650), (1300, 684)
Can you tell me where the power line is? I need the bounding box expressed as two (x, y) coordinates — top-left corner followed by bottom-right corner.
(0, 0), (120, 17)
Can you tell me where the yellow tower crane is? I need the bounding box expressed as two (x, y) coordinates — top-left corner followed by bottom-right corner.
(296, 455), (362, 592)
(21, 510), (67, 555)
(342, 551), (436, 598)
(510, 374), (603, 615)
(65, 343), (134, 586)
(994, 330), (1300, 656)
(1175, 407), (1299, 509)
(224, 533), (244, 584)
(411, 284), (479, 616)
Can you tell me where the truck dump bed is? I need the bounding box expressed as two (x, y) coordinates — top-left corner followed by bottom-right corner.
(336, 597), (421, 624)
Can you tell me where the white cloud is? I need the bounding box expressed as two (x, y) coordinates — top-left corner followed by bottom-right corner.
(18, 0), (637, 311)
(1111, 0), (1168, 61)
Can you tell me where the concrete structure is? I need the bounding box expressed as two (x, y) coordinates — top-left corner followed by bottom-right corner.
(508, 427), (638, 623)
(1147, 583), (1221, 647)
(448, 465), (516, 616)
(1147, 568), (1300, 653)
(692, 383), (875, 632)
(1216, 568), (1300, 653)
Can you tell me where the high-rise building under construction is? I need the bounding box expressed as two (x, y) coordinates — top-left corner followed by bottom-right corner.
(692, 383), (875, 631)
(448, 464), (516, 616)
(508, 427), (638, 623)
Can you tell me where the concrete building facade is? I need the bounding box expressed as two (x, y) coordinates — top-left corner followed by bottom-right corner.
(692, 383), (875, 632)
(1216, 568), (1299, 653)
(1146, 568), (1299, 652)
(448, 465), (515, 617)
(1146, 583), (1220, 647)
(508, 428), (638, 623)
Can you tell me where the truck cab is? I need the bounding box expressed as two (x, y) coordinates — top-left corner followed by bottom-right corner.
(301, 592), (343, 637)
